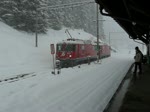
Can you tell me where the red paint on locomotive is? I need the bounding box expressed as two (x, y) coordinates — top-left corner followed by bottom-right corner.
(55, 38), (110, 67)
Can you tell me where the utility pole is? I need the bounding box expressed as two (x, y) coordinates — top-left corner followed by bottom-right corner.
(35, 11), (38, 47)
(97, 4), (100, 62)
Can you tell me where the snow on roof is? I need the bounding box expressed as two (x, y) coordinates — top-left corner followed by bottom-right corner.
(57, 38), (92, 44)
(57, 38), (108, 46)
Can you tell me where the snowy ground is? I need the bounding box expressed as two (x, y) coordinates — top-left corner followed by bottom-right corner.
(0, 22), (134, 112)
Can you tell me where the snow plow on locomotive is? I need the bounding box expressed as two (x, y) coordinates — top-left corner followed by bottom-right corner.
(55, 38), (111, 68)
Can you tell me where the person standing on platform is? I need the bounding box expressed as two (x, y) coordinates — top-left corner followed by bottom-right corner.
(133, 46), (143, 80)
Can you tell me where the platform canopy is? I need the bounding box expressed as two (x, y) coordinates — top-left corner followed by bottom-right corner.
(95, 0), (150, 44)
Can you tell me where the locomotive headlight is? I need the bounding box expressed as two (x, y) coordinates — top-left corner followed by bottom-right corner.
(69, 55), (72, 58)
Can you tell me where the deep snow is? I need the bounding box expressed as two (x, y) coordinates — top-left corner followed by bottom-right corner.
(0, 21), (137, 112)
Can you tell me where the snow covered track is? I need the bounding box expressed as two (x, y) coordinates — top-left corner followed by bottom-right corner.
(0, 53), (134, 112)
(0, 72), (35, 84)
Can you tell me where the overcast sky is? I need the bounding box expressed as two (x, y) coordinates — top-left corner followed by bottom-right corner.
(102, 16), (146, 53)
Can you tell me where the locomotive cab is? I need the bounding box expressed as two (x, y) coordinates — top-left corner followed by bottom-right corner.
(55, 38), (111, 68)
(56, 42), (77, 67)
(56, 43), (76, 59)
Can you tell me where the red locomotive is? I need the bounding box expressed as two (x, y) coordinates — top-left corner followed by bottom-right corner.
(55, 38), (111, 67)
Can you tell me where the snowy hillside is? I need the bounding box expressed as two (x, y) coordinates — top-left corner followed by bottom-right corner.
(0, 22), (95, 78)
(0, 22), (135, 112)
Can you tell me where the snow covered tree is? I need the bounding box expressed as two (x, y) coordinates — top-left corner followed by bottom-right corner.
(47, 0), (63, 30)
(0, 0), (49, 33)
(13, 0), (49, 33)
(0, 0), (104, 37)
(0, 0), (16, 25)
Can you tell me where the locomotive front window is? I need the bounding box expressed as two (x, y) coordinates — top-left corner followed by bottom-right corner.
(57, 44), (75, 51)
(66, 44), (75, 51)
(57, 44), (62, 51)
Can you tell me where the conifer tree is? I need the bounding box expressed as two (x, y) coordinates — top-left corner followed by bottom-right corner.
(0, 0), (104, 37)
(0, 0), (48, 33)
(0, 0), (16, 25)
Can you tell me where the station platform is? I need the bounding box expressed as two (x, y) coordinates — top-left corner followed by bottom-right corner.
(119, 64), (150, 112)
